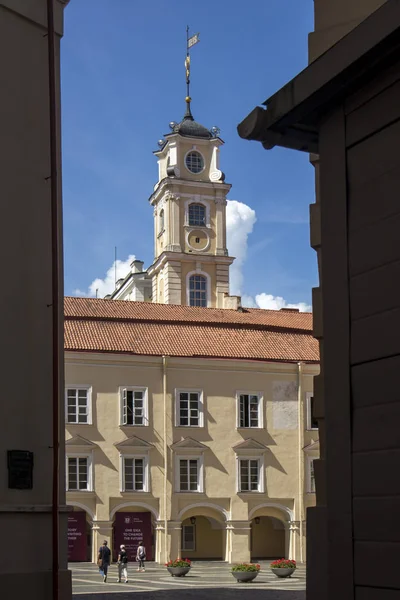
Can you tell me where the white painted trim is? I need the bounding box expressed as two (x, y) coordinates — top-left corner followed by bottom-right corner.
(248, 502), (294, 522)
(184, 198), (211, 227)
(236, 455), (265, 493)
(110, 502), (159, 521)
(184, 148), (206, 175)
(65, 385), (92, 425)
(185, 270), (211, 308)
(306, 392), (318, 430)
(236, 391), (264, 429)
(119, 386), (149, 427)
(67, 501), (95, 520)
(120, 454), (150, 493)
(66, 452), (93, 492)
(174, 454), (204, 493)
(174, 388), (204, 428)
(307, 456), (316, 494)
(177, 502), (230, 521)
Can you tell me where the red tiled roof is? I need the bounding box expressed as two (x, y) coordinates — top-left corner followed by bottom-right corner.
(64, 297), (319, 363)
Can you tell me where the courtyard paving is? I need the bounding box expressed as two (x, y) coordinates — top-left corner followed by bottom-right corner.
(72, 561), (305, 599)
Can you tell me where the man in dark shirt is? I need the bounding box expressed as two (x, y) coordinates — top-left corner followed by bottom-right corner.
(98, 540), (111, 582)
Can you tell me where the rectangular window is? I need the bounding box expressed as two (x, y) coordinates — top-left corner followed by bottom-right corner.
(309, 458), (316, 493)
(123, 457), (145, 492)
(239, 459), (260, 492)
(121, 388), (147, 426)
(179, 458), (199, 492)
(66, 387), (90, 424)
(238, 394), (261, 428)
(306, 393), (318, 430)
(182, 525), (196, 551)
(67, 456), (89, 491)
(177, 391), (202, 427)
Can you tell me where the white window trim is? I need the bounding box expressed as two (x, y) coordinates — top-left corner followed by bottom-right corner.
(65, 385), (92, 425)
(182, 524), (196, 551)
(175, 454), (204, 493)
(236, 391), (264, 429)
(120, 453), (150, 493)
(184, 148), (206, 176)
(185, 271), (211, 308)
(66, 452), (93, 492)
(307, 456), (316, 494)
(119, 386), (149, 427)
(306, 392), (318, 431)
(236, 454), (265, 494)
(175, 388), (204, 428)
(184, 198), (211, 227)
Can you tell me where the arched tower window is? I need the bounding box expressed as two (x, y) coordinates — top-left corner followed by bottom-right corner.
(189, 274), (207, 307)
(188, 203), (206, 227)
(159, 209), (165, 232)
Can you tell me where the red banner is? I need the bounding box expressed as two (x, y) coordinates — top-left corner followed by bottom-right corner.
(113, 512), (152, 562)
(68, 512), (87, 562)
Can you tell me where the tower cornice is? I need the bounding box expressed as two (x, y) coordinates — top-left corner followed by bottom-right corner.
(149, 178), (231, 205)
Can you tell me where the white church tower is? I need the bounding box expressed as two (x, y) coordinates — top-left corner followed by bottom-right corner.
(110, 31), (240, 309)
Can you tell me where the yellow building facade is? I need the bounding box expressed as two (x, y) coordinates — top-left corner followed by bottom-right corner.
(64, 299), (319, 564)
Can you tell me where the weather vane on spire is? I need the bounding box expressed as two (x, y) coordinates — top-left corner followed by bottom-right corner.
(184, 26), (200, 118)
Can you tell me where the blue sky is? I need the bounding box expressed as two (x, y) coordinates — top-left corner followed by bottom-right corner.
(61, 0), (317, 308)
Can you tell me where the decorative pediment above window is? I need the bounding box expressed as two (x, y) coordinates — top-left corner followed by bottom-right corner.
(232, 438), (268, 455)
(303, 439), (319, 454)
(65, 435), (97, 449)
(171, 437), (209, 454)
(114, 435), (154, 454)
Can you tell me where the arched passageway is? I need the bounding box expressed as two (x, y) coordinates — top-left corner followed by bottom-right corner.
(68, 507), (93, 562)
(251, 516), (286, 560)
(111, 505), (156, 563)
(178, 505), (228, 561)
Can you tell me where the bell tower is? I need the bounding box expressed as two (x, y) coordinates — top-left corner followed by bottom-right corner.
(148, 31), (236, 308)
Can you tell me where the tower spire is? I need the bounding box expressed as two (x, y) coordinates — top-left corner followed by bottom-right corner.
(184, 27), (200, 121)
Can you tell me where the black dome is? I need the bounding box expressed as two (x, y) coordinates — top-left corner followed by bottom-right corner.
(176, 115), (212, 139)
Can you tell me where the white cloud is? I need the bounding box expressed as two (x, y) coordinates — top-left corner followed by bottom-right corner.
(74, 254), (136, 298)
(227, 200), (311, 312)
(244, 293), (311, 312)
(226, 200), (257, 296)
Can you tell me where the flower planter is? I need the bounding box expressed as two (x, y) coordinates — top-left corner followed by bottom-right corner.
(271, 567), (296, 578)
(232, 570), (259, 583)
(167, 566), (191, 577)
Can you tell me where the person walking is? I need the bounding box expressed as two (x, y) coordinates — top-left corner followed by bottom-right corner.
(97, 540), (111, 582)
(136, 541), (146, 572)
(117, 544), (129, 583)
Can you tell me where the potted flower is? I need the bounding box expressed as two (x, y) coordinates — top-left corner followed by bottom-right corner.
(270, 558), (296, 578)
(231, 563), (261, 583)
(165, 558), (192, 577)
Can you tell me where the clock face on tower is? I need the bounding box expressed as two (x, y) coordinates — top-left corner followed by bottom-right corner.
(187, 229), (209, 252)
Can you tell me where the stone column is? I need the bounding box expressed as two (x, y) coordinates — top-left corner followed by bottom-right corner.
(168, 521), (182, 559)
(215, 197), (227, 256)
(92, 521), (114, 560)
(168, 194), (182, 252)
(154, 521), (165, 564)
(288, 521), (300, 560)
(226, 521), (251, 564)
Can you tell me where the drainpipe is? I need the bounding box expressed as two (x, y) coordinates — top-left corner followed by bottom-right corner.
(46, 1), (60, 598)
(162, 356), (168, 564)
(297, 362), (304, 563)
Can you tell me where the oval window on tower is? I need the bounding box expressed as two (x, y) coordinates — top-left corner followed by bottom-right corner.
(185, 151), (204, 174)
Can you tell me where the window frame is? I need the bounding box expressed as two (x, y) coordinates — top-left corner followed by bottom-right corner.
(182, 524), (196, 551)
(65, 385), (92, 425)
(120, 453), (149, 493)
(175, 389), (204, 428)
(188, 203), (206, 227)
(184, 149), (205, 175)
(186, 270), (211, 307)
(120, 387), (149, 427)
(188, 273), (207, 307)
(306, 392), (318, 430)
(236, 391), (263, 429)
(66, 453), (93, 492)
(236, 455), (264, 493)
(307, 456), (316, 494)
(175, 454), (204, 493)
